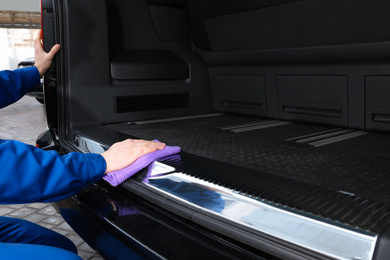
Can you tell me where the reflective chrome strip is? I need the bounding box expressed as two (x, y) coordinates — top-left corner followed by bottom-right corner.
(286, 128), (369, 147)
(74, 135), (107, 153)
(218, 120), (281, 130)
(231, 121), (291, 133)
(309, 131), (368, 147)
(285, 128), (344, 141)
(219, 120), (291, 133)
(134, 113), (224, 125)
(144, 162), (377, 260)
(296, 129), (354, 143)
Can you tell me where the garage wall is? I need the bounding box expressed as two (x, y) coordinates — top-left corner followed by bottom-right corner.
(0, 28), (36, 69)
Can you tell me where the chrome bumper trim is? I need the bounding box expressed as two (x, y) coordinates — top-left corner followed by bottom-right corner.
(72, 134), (377, 259)
(143, 162), (377, 260)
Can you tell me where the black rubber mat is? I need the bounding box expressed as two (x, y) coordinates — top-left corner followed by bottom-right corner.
(106, 114), (390, 233)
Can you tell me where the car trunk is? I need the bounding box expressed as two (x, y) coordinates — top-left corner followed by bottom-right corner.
(42, 0), (390, 259)
(105, 114), (390, 211)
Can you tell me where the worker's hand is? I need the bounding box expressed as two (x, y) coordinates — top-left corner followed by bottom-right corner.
(34, 29), (61, 77)
(101, 139), (166, 174)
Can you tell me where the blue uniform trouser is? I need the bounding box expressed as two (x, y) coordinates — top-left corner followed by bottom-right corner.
(0, 216), (81, 259)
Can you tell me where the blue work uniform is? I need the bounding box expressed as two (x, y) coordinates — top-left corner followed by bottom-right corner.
(0, 67), (106, 259)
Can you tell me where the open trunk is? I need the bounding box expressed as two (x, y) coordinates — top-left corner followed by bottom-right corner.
(42, 0), (390, 259)
(106, 114), (390, 211)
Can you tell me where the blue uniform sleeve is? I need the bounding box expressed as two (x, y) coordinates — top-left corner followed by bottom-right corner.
(0, 67), (41, 108)
(0, 139), (106, 204)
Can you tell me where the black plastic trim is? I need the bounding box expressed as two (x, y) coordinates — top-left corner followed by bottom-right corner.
(373, 226), (390, 260)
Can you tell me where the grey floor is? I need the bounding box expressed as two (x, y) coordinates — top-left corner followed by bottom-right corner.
(0, 96), (103, 260)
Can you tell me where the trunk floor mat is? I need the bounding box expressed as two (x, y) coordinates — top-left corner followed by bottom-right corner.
(106, 114), (390, 233)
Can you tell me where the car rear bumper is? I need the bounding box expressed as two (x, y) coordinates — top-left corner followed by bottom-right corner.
(52, 181), (269, 260)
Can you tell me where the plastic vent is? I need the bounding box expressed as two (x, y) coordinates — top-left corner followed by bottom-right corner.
(115, 93), (189, 113)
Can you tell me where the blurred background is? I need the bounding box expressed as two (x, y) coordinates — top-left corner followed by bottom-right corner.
(0, 0), (40, 70)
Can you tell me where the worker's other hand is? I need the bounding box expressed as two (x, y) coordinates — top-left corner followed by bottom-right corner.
(101, 139), (166, 174)
(34, 29), (61, 77)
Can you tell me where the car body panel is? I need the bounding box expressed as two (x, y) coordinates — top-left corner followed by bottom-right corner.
(40, 0), (390, 259)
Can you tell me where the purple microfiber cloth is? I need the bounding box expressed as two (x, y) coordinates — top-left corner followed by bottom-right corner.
(103, 141), (180, 186)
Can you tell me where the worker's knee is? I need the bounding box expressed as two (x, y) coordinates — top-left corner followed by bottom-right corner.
(0, 242), (82, 260)
(0, 216), (77, 254)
